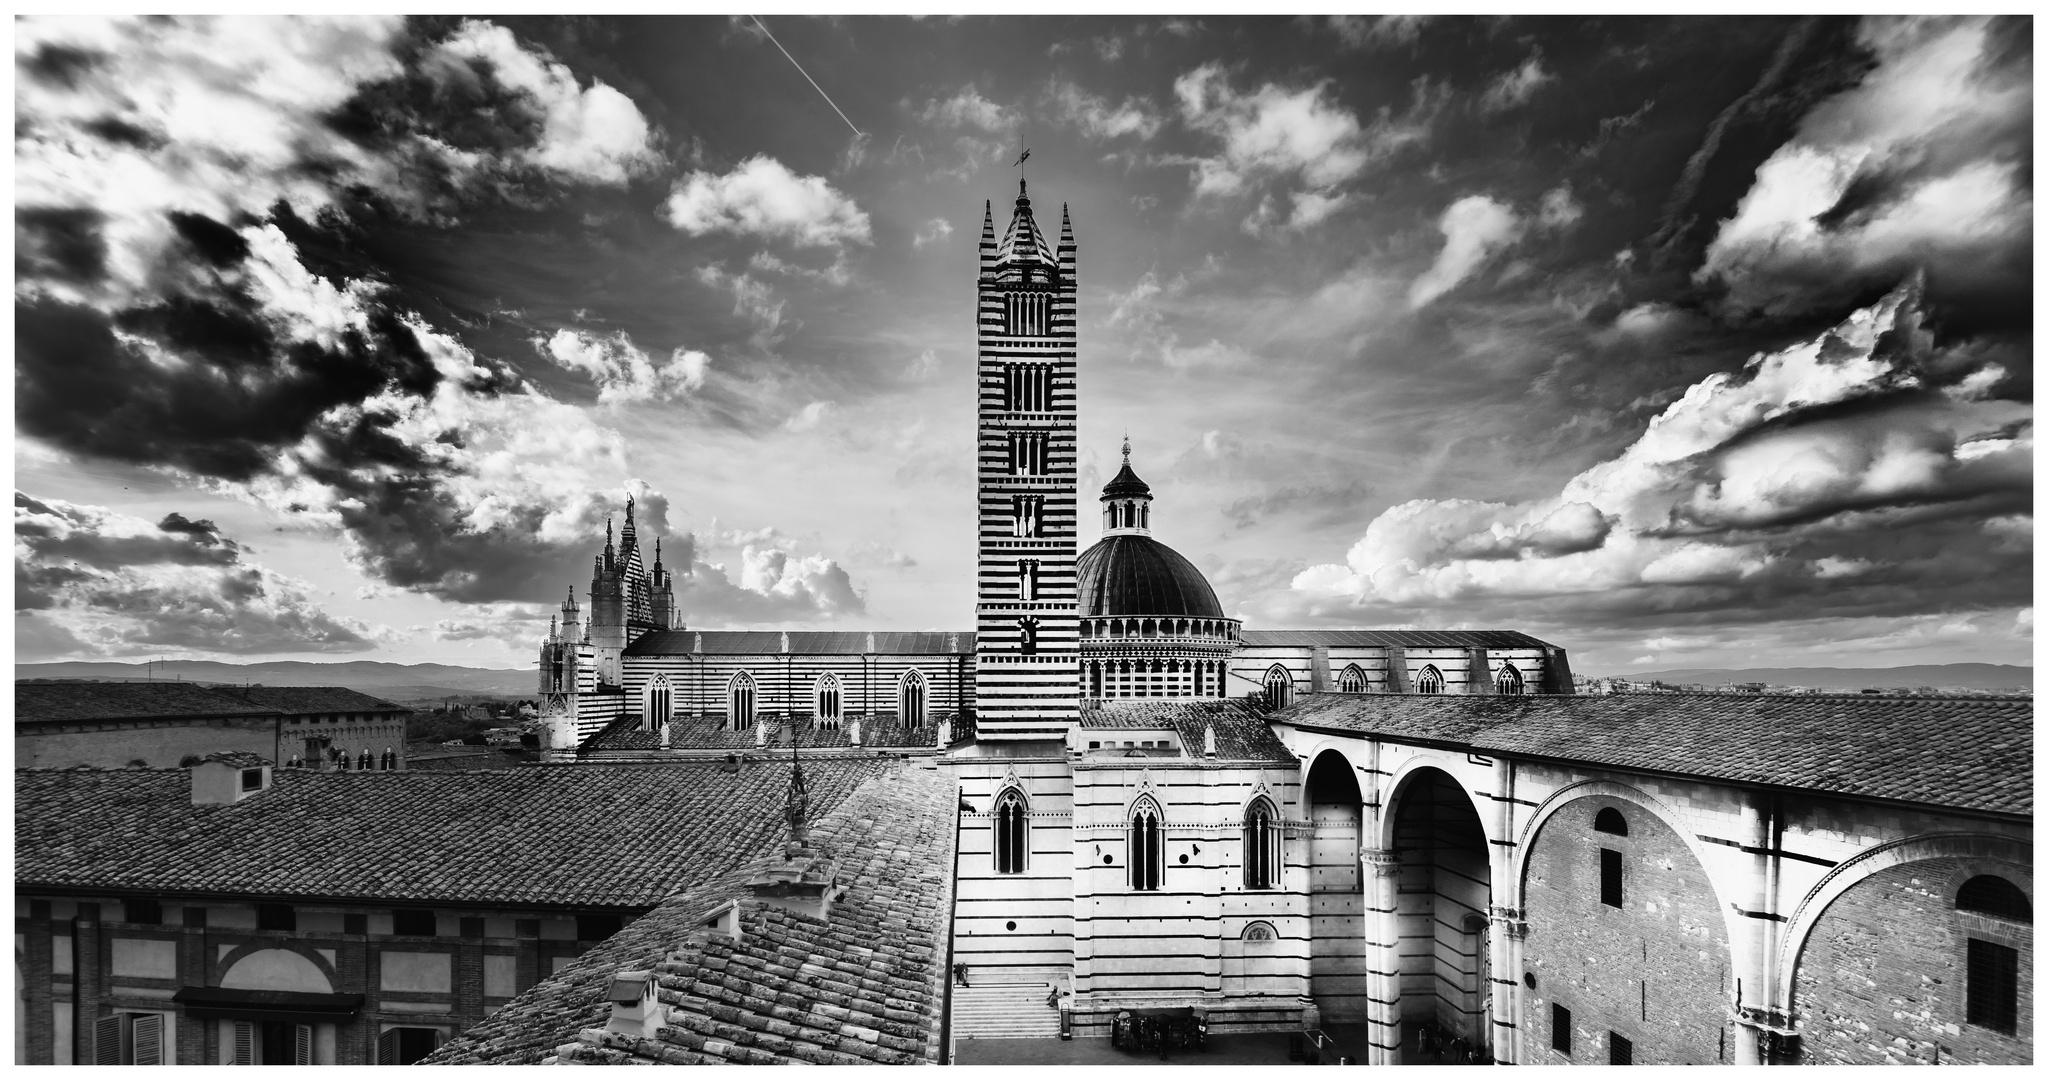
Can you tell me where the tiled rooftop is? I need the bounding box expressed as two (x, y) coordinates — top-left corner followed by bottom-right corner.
(624, 630), (974, 657)
(14, 681), (404, 724)
(15, 759), (892, 907)
(426, 762), (957, 1065)
(1277, 692), (2033, 817)
(1239, 628), (1555, 649)
(1078, 700), (1296, 763)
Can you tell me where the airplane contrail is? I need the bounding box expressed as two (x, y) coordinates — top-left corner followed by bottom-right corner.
(751, 15), (863, 138)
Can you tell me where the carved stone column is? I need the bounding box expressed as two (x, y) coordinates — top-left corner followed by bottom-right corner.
(1488, 905), (1529, 1066)
(1360, 848), (1404, 1064)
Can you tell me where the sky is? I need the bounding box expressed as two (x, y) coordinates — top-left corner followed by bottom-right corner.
(12, 14), (2034, 674)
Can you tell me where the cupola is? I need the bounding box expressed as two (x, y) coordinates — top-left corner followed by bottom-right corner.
(1101, 436), (1154, 536)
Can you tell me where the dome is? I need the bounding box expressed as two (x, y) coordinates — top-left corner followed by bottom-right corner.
(1076, 534), (1225, 618)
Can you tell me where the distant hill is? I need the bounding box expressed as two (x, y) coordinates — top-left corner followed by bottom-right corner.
(1615, 664), (2031, 691)
(15, 660), (533, 702)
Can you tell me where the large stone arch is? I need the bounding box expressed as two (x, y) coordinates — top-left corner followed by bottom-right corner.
(1513, 780), (1737, 1065)
(1778, 831), (2031, 1012)
(1378, 751), (1496, 850)
(1511, 779), (1742, 945)
(1379, 760), (1496, 1046)
(1300, 745), (1369, 1023)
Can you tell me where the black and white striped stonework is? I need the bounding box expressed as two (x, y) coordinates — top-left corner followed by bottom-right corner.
(974, 183), (1081, 739)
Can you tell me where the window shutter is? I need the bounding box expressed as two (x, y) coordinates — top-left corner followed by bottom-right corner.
(233, 1021), (254, 1066)
(94, 1015), (123, 1065)
(294, 1023), (313, 1065)
(377, 1028), (400, 1066)
(132, 1014), (163, 1065)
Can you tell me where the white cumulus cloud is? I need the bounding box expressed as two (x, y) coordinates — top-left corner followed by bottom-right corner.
(536, 328), (707, 405)
(663, 156), (872, 248)
(1408, 195), (1524, 308)
(428, 20), (660, 185)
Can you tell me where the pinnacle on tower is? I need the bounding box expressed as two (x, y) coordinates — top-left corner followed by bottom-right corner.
(1122, 432), (1131, 464)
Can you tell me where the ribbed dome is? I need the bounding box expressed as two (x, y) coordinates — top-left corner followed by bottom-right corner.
(1076, 534), (1225, 618)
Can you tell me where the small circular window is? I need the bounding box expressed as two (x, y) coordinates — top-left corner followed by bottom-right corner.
(1005, 921), (1017, 931)
(1178, 854), (1190, 865)
(1103, 853), (1113, 865)
(1524, 972), (1537, 990)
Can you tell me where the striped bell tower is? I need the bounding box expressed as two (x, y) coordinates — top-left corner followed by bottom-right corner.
(973, 181), (1080, 740)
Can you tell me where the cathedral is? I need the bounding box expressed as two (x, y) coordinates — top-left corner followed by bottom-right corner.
(526, 184), (2031, 1064)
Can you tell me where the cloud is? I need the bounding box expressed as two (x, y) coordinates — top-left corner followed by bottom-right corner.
(1695, 16), (2031, 317)
(1291, 281), (2032, 632)
(1328, 14), (1434, 51)
(15, 491), (393, 656)
(1408, 195), (1524, 308)
(785, 400), (835, 431)
(912, 217), (954, 248)
(917, 86), (1017, 133)
(426, 19), (661, 185)
(662, 155), (872, 248)
(664, 536), (866, 625)
(1479, 53), (1554, 112)
(536, 328), (708, 404)
(1536, 184), (1583, 230)
(13, 15), (686, 607)
(1046, 80), (1164, 142)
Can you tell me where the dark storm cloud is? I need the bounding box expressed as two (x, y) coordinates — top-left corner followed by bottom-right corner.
(14, 16), (681, 608)
(13, 491), (387, 654)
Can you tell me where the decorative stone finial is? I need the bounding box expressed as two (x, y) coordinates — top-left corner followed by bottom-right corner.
(1122, 433), (1131, 464)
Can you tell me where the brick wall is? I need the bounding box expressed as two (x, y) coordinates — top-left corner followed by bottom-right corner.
(1793, 857), (2032, 1065)
(1522, 795), (1731, 1065)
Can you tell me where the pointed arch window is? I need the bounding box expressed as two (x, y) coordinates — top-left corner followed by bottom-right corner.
(643, 675), (671, 732)
(814, 673), (842, 729)
(1244, 797), (1280, 890)
(994, 788), (1029, 874)
(899, 670), (927, 727)
(1338, 665), (1369, 694)
(1263, 665), (1293, 709)
(1415, 665), (1444, 695)
(1128, 797), (1163, 891)
(1496, 663), (1526, 696)
(727, 672), (756, 731)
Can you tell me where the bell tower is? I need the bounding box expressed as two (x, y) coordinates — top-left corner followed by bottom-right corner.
(973, 181), (1080, 739)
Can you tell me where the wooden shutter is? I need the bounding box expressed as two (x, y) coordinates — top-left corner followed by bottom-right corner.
(232, 1021), (254, 1066)
(94, 1015), (122, 1065)
(294, 1024), (313, 1065)
(132, 1013), (164, 1065)
(377, 1028), (400, 1066)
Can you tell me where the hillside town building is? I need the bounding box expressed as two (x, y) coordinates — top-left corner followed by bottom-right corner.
(13, 683), (410, 772)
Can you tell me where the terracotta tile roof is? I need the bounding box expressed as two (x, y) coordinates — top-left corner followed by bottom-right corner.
(624, 630), (974, 657)
(588, 714), (949, 753)
(185, 751), (273, 769)
(14, 759), (891, 907)
(15, 682), (279, 723)
(1239, 628), (1556, 649)
(14, 682), (405, 724)
(426, 763), (958, 1065)
(1278, 692), (2033, 817)
(1078, 700), (1296, 763)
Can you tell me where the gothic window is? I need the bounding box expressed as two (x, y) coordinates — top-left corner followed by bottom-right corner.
(727, 672), (757, 731)
(1263, 665), (1293, 709)
(1005, 363), (1051, 411)
(1339, 664), (1369, 693)
(814, 673), (842, 729)
(643, 675), (671, 732)
(1416, 665), (1445, 695)
(1018, 615), (1040, 655)
(1013, 494), (1044, 537)
(1018, 559), (1040, 601)
(899, 670), (927, 726)
(1242, 921), (1277, 942)
(993, 788), (1029, 874)
(1243, 797), (1280, 890)
(1128, 797), (1163, 891)
(1496, 662), (1526, 695)
(1594, 807), (1629, 836)
(1008, 431), (1049, 475)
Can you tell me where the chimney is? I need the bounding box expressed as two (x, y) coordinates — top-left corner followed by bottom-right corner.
(604, 970), (663, 1039)
(187, 754), (272, 805)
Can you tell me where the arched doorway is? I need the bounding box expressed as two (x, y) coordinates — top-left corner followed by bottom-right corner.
(1385, 766), (1492, 1061)
(1305, 749), (1367, 1021)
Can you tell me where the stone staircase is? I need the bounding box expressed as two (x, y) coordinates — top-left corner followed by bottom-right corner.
(951, 968), (1065, 1041)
